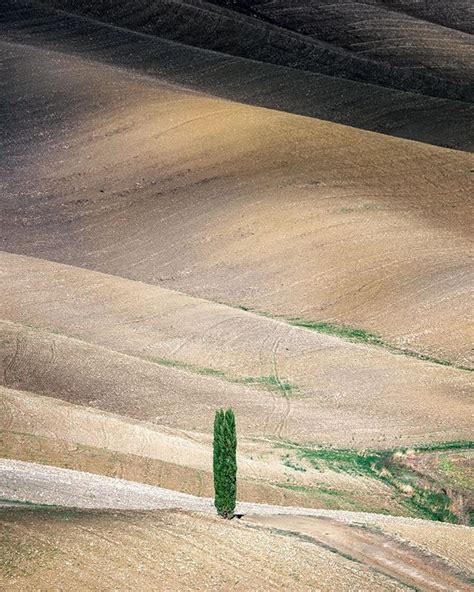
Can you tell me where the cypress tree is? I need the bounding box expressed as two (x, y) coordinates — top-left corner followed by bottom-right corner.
(213, 408), (237, 518)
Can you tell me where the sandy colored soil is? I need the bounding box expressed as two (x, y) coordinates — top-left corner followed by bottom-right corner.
(1, 508), (413, 592)
(1, 34), (472, 364)
(0, 386), (408, 515)
(372, 519), (474, 577)
(1, 3), (472, 589)
(0, 459), (441, 522)
(1, 258), (472, 447)
(247, 515), (474, 592)
(1, 461), (473, 591)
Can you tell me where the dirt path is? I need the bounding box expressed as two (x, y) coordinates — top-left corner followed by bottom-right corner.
(1, 459), (470, 527)
(2, 460), (472, 591)
(246, 515), (473, 592)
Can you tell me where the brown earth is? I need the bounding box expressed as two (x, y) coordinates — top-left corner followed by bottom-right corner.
(0, 461), (473, 591)
(0, 508), (418, 592)
(0, 3), (473, 589)
(1, 259), (472, 447)
(246, 514), (474, 592)
(0, 386), (409, 516)
(1, 37), (473, 364)
(1, 460), (473, 591)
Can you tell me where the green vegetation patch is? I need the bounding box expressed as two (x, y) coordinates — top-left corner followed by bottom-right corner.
(223, 303), (473, 371)
(149, 357), (298, 396)
(287, 319), (384, 345)
(237, 374), (298, 395)
(287, 318), (472, 370)
(281, 453), (306, 472)
(437, 454), (474, 491)
(151, 357), (226, 377)
(275, 440), (474, 524)
(275, 482), (386, 513)
(409, 441), (474, 453)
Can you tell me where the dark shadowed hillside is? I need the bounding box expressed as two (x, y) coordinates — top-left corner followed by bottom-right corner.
(37, 0), (474, 100)
(208, 0), (473, 89)
(2, 0), (473, 151)
(369, 0), (474, 34)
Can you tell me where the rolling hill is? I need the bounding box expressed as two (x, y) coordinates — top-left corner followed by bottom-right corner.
(36, 0), (474, 100)
(0, 0), (473, 589)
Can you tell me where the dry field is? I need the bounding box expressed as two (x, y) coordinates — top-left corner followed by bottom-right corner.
(211, 0), (474, 87)
(2, 1), (473, 149)
(1, 461), (473, 591)
(1, 1), (473, 590)
(1, 260), (472, 447)
(1, 40), (472, 363)
(36, 0), (474, 100)
(5, 506), (468, 592)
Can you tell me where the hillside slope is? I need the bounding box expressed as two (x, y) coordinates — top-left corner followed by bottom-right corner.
(0, 506), (439, 592)
(37, 0), (474, 100)
(0, 386), (414, 515)
(1, 37), (472, 363)
(1, 462), (473, 591)
(2, 254), (472, 446)
(1, 2), (473, 587)
(368, 0), (474, 34)
(209, 0), (474, 86)
(3, 2), (472, 150)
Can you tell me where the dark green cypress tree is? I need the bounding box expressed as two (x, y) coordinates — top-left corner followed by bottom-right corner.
(213, 408), (237, 518)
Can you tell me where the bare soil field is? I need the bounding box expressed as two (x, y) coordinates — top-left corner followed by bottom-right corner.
(0, 1), (472, 588)
(0, 387), (412, 515)
(0, 508), (417, 591)
(1, 39), (472, 363)
(210, 0), (474, 85)
(2, 256), (472, 446)
(37, 0), (474, 100)
(247, 514), (474, 591)
(368, 0), (473, 34)
(3, 4), (473, 149)
(1, 462), (473, 591)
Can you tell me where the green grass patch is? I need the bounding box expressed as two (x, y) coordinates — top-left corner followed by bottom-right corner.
(281, 454), (306, 472)
(237, 375), (298, 395)
(287, 319), (384, 346)
(287, 319), (472, 370)
(407, 440), (474, 453)
(288, 319), (474, 372)
(274, 440), (473, 524)
(148, 358), (298, 396)
(222, 303), (473, 371)
(275, 483), (378, 512)
(151, 357), (226, 378)
(436, 454), (474, 492)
